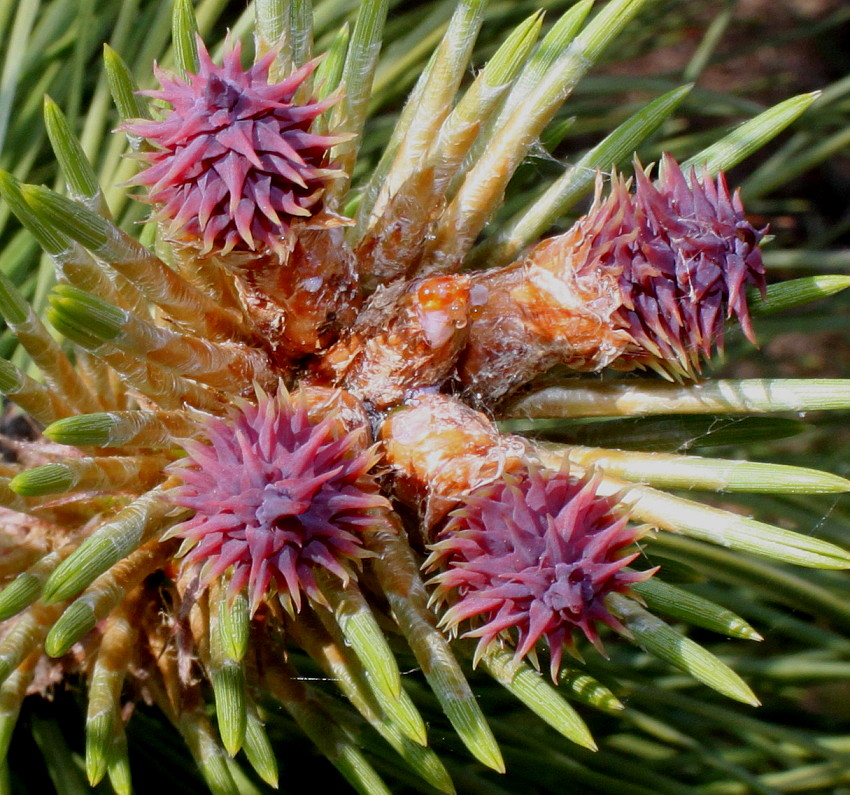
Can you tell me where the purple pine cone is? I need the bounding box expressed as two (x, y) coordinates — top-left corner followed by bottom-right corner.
(426, 465), (655, 680)
(124, 39), (346, 256)
(167, 387), (388, 614)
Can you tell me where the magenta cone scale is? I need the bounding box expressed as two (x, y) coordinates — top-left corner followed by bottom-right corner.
(123, 39), (344, 256)
(167, 388), (389, 613)
(581, 154), (767, 376)
(426, 466), (655, 679)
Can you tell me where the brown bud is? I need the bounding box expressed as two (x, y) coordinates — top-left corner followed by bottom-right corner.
(379, 393), (527, 534)
(316, 274), (481, 409)
(355, 167), (444, 291)
(230, 226), (360, 361)
(458, 233), (628, 402)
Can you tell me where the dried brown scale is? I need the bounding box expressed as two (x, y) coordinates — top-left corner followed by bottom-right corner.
(139, 578), (196, 702)
(314, 274), (480, 410)
(296, 385), (372, 439)
(99, 233), (257, 347)
(266, 227), (360, 355)
(0, 544), (45, 582)
(0, 510), (54, 579)
(4, 504), (65, 550)
(169, 249), (245, 310)
(12, 650), (40, 700)
(217, 232), (360, 371)
(0, 435), (75, 472)
(189, 589), (212, 673)
(355, 167), (445, 291)
(258, 634), (311, 706)
(378, 393), (528, 534)
(458, 246), (628, 403)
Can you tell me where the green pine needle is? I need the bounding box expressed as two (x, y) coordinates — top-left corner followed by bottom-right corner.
(608, 594), (760, 706)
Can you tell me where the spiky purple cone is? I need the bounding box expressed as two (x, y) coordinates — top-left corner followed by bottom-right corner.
(425, 466), (655, 680)
(576, 154), (767, 377)
(166, 387), (389, 614)
(123, 39), (345, 256)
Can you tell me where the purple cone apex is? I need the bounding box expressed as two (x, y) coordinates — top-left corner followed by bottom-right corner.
(426, 465), (655, 680)
(590, 154), (768, 377)
(166, 386), (389, 615)
(123, 38), (346, 256)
